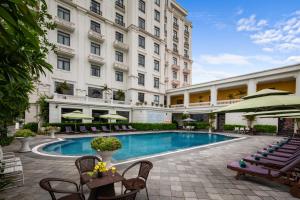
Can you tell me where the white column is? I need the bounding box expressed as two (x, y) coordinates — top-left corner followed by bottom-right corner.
(295, 72), (300, 96)
(184, 91), (189, 108)
(247, 79), (257, 95)
(210, 86), (217, 106)
(167, 95), (171, 107)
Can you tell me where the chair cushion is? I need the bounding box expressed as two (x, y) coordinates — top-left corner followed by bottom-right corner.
(122, 178), (146, 190)
(58, 193), (83, 200)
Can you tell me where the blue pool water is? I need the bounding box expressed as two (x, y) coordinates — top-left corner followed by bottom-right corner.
(42, 132), (235, 161)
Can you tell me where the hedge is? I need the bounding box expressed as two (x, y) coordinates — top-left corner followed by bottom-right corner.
(224, 124), (246, 131)
(254, 125), (277, 133)
(46, 122), (177, 132)
(23, 122), (38, 133)
(195, 122), (209, 129)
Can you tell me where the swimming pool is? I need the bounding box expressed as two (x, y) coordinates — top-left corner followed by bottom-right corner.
(42, 132), (235, 161)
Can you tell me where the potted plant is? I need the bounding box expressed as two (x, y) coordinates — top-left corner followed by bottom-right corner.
(45, 126), (60, 138)
(15, 129), (36, 152)
(91, 137), (122, 167)
(115, 90), (125, 101)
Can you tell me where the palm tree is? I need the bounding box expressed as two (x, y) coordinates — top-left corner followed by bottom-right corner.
(102, 84), (112, 100)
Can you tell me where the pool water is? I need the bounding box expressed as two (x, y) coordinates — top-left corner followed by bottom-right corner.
(42, 132), (235, 161)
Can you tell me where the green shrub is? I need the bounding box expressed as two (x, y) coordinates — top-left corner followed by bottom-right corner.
(15, 129), (36, 137)
(23, 122), (38, 133)
(130, 123), (176, 131)
(0, 126), (14, 146)
(224, 124), (246, 131)
(195, 122), (209, 129)
(91, 137), (122, 151)
(254, 125), (277, 133)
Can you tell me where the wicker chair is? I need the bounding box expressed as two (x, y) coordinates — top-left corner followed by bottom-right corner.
(39, 178), (85, 200)
(75, 155), (102, 193)
(121, 160), (153, 200)
(97, 190), (139, 200)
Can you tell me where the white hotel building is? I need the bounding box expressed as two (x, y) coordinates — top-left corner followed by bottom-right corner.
(26, 0), (300, 134)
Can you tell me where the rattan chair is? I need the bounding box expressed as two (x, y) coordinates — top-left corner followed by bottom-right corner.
(121, 160), (153, 200)
(75, 155), (101, 193)
(97, 190), (139, 200)
(39, 178), (85, 200)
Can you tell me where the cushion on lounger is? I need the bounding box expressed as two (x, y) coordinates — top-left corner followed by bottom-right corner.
(239, 160), (246, 168)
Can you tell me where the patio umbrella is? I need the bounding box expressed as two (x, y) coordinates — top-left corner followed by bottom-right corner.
(243, 109), (300, 116)
(62, 110), (93, 131)
(100, 114), (128, 131)
(215, 89), (300, 113)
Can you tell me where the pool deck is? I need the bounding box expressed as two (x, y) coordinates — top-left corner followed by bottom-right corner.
(1, 132), (298, 200)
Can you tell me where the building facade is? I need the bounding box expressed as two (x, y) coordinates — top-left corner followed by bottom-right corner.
(25, 0), (192, 123)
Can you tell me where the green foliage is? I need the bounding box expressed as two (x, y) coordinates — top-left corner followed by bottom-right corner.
(254, 125), (277, 133)
(91, 137), (122, 151)
(224, 124), (246, 131)
(15, 129), (36, 137)
(23, 122), (38, 133)
(0, 0), (54, 128)
(181, 113), (189, 120)
(195, 122), (209, 129)
(37, 95), (50, 123)
(0, 126), (14, 146)
(115, 90), (125, 101)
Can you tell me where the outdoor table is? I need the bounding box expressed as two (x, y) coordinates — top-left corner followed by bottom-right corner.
(82, 170), (125, 200)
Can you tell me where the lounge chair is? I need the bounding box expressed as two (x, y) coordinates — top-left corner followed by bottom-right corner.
(101, 126), (110, 132)
(65, 126), (73, 133)
(243, 154), (295, 169)
(79, 126), (88, 133)
(91, 126), (99, 133)
(114, 125), (122, 131)
(127, 125), (136, 131)
(121, 125), (129, 131)
(1, 157), (24, 190)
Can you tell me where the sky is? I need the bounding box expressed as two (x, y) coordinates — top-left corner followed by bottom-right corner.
(176, 0), (300, 84)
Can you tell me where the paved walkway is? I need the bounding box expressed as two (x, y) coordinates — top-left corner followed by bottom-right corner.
(0, 134), (298, 200)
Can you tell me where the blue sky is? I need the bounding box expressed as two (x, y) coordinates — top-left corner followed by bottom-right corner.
(176, 0), (300, 84)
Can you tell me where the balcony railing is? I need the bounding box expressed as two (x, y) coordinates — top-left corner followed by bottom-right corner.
(115, 1), (125, 12)
(217, 99), (242, 105)
(88, 30), (104, 43)
(173, 23), (179, 30)
(170, 104), (184, 108)
(115, 19), (125, 27)
(189, 102), (210, 107)
(113, 61), (128, 71)
(184, 42), (189, 49)
(172, 80), (180, 85)
(113, 40), (129, 51)
(54, 44), (75, 57)
(90, 6), (102, 16)
(183, 68), (191, 74)
(173, 36), (178, 42)
(184, 30), (189, 36)
(88, 54), (105, 65)
(171, 64), (180, 71)
(54, 16), (75, 32)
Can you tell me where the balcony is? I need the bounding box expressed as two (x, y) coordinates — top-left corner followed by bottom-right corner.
(115, 1), (125, 12)
(173, 23), (179, 30)
(115, 19), (125, 27)
(54, 17), (75, 32)
(171, 64), (180, 71)
(184, 30), (189, 36)
(217, 99), (242, 105)
(113, 40), (129, 51)
(183, 68), (191, 74)
(88, 30), (104, 43)
(184, 42), (189, 49)
(189, 102), (210, 107)
(113, 61), (128, 71)
(88, 54), (105, 65)
(54, 44), (75, 57)
(172, 79), (180, 86)
(173, 36), (178, 43)
(184, 54), (189, 59)
(170, 104), (184, 108)
(173, 48), (178, 53)
(90, 6), (102, 16)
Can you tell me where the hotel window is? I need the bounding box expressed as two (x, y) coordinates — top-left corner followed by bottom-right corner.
(184, 49), (188, 57)
(88, 87), (102, 98)
(184, 74), (188, 82)
(154, 95), (159, 103)
(154, 26), (160, 37)
(185, 25), (189, 31)
(173, 30), (177, 38)
(138, 35), (145, 48)
(116, 0), (124, 7)
(57, 31), (70, 46)
(91, 65), (101, 77)
(154, 10), (160, 22)
(90, 0), (101, 15)
(57, 57), (70, 71)
(138, 92), (145, 102)
(138, 17), (145, 30)
(138, 73), (145, 86)
(154, 60), (159, 71)
(115, 31), (123, 42)
(184, 62), (188, 69)
(115, 71), (123, 82)
(154, 43), (159, 54)
(155, 0), (160, 6)
(91, 42), (100, 55)
(138, 54), (145, 67)
(115, 13), (124, 26)
(55, 81), (74, 95)
(57, 6), (70, 21)
(173, 71), (177, 79)
(154, 77), (159, 88)
(91, 20), (101, 33)
(173, 17), (178, 25)
(173, 57), (177, 65)
(115, 51), (123, 62)
(173, 43), (178, 52)
(139, 0), (145, 13)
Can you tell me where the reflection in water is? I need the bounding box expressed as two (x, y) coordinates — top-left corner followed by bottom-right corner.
(43, 132), (235, 161)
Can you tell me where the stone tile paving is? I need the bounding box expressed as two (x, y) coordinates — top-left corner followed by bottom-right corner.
(0, 134), (299, 200)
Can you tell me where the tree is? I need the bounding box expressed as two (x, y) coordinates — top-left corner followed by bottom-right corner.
(0, 0), (54, 130)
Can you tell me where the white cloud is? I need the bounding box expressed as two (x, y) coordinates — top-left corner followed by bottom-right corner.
(237, 15), (268, 32)
(286, 56), (300, 63)
(237, 11), (300, 52)
(199, 54), (250, 65)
